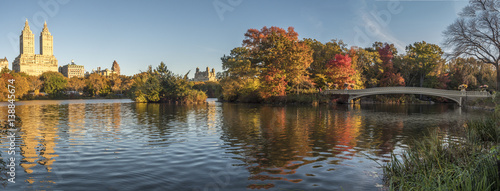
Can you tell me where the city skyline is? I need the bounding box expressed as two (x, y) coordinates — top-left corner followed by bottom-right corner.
(0, 0), (468, 77)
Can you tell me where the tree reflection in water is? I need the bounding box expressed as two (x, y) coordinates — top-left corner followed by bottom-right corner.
(219, 103), (467, 189)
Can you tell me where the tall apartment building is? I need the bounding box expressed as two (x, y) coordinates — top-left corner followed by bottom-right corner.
(12, 20), (58, 76)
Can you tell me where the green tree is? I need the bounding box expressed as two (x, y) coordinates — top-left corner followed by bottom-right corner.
(130, 63), (207, 103)
(350, 47), (382, 88)
(404, 41), (444, 87)
(41, 71), (68, 96)
(221, 47), (256, 79)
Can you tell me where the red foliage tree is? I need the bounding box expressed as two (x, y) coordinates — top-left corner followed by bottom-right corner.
(377, 44), (405, 87)
(436, 73), (451, 89)
(325, 54), (356, 87)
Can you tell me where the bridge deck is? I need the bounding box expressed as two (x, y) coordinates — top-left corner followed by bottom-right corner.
(322, 87), (491, 98)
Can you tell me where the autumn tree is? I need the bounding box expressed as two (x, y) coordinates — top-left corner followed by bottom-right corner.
(446, 57), (496, 89)
(304, 38), (350, 89)
(372, 41), (398, 56)
(304, 38), (348, 75)
(243, 26), (313, 94)
(325, 54), (356, 87)
(444, 0), (500, 90)
(377, 43), (405, 87)
(0, 73), (14, 101)
(28, 76), (42, 95)
(12, 73), (29, 99)
(0, 67), (10, 74)
(86, 73), (110, 96)
(0, 78), (6, 101)
(41, 71), (68, 97)
(260, 67), (287, 98)
(67, 77), (86, 92)
(110, 74), (123, 94)
(119, 75), (133, 95)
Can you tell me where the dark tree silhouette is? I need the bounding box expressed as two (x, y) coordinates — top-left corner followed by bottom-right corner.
(444, 0), (500, 90)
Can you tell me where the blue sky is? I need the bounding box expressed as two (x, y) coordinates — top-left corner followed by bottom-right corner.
(0, 0), (468, 77)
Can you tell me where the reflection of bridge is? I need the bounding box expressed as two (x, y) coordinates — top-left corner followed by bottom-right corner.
(321, 87), (492, 106)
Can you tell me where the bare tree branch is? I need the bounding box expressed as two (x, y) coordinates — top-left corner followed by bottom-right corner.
(444, 0), (500, 89)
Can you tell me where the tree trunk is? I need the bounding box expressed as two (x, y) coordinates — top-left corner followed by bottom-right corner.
(497, 64), (500, 91)
(420, 73), (424, 87)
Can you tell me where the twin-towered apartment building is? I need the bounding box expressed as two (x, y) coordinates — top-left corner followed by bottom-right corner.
(3, 20), (119, 78)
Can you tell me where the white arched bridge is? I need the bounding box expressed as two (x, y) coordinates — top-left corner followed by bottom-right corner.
(321, 87), (492, 106)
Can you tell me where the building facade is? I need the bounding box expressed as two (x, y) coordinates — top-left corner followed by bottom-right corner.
(111, 60), (120, 75)
(12, 20), (58, 76)
(0, 57), (8, 69)
(59, 60), (85, 78)
(88, 60), (120, 77)
(193, 67), (216, 82)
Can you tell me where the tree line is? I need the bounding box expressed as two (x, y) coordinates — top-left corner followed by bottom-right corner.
(219, 0), (499, 103)
(129, 62), (207, 103)
(0, 67), (133, 101)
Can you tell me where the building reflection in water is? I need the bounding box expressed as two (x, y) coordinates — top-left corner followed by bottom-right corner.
(16, 104), (60, 184)
(0, 101), (124, 185)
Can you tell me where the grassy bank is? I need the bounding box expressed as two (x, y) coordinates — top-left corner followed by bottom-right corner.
(384, 112), (500, 190)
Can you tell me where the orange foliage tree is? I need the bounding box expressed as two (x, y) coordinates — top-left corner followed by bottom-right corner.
(325, 54), (356, 88)
(260, 67), (287, 98)
(243, 26), (313, 95)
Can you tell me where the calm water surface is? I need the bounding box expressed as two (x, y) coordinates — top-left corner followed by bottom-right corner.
(0, 99), (488, 190)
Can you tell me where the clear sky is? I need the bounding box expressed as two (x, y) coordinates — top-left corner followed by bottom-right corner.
(0, 0), (468, 77)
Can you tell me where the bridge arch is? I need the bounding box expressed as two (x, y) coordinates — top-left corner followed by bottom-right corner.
(347, 92), (462, 106)
(322, 87), (491, 107)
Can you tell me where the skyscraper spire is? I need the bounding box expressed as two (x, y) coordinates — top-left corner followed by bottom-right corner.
(20, 19), (34, 55)
(23, 18), (31, 31)
(40, 21), (53, 56)
(42, 21), (49, 33)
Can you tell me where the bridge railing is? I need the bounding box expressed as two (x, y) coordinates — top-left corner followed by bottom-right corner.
(322, 87), (491, 97)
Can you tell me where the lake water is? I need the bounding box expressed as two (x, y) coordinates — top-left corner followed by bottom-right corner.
(0, 99), (488, 190)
